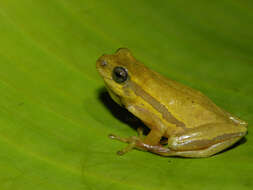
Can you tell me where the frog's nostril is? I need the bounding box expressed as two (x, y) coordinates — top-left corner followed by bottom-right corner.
(101, 60), (107, 67)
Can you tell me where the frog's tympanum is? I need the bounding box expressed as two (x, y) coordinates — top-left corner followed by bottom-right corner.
(96, 48), (247, 157)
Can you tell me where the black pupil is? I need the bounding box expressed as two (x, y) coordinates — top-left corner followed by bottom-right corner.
(113, 67), (128, 83)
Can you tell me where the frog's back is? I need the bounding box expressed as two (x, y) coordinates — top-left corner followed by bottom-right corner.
(131, 64), (236, 129)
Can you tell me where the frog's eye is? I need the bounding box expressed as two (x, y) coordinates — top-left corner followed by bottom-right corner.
(112, 66), (128, 83)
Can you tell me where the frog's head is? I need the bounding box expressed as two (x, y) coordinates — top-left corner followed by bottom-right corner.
(96, 48), (140, 106)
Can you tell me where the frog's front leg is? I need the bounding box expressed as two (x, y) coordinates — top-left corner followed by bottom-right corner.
(109, 127), (165, 155)
(109, 105), (167, 155)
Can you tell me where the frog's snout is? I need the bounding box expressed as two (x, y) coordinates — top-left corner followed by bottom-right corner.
(96, 54), (108, 68)
(96, 56), (110, 78)
(100, 60), (107, 67)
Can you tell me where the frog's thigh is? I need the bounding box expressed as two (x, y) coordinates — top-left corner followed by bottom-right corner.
(157, 136), (243, 158)
(168, 123), (246, 151)
(160, 123), (246, 157)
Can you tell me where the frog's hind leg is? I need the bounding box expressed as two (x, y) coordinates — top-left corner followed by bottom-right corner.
(110, 134), (243, 157)
(156, 123), (246, 157)
(150, 136), (243, 158)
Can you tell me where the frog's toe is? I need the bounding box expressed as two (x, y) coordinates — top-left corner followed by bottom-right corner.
(108, 133), (121, 140)
(108, 133), (132, 143)
(109, 133), (139, 142)
(117, 150), (125, 156)
(116, 141), (137, 155)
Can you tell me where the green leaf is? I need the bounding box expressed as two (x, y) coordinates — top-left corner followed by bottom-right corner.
(0, 0), (252, 189)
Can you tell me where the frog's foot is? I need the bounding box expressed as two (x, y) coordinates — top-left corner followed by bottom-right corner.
(109, 134), (141, 155)
(109, 127), (152, 155)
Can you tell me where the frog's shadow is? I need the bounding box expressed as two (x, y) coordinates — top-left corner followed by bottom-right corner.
(98, 87), (150, 135)
(98, 87), (247, 158)
(218, 136), (247, 155)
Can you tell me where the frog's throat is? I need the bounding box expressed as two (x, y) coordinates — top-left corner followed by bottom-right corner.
(105, 85), (123, 107)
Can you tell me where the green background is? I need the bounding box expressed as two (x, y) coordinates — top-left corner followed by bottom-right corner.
(0, 0), (252, 189)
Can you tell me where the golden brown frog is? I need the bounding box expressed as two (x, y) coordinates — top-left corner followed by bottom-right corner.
(96, 48), (247, 157)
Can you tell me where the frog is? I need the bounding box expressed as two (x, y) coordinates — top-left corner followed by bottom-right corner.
(96, 48), (248, 157)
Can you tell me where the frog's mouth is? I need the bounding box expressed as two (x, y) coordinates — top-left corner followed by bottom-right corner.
(105, 84), (123, 107)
